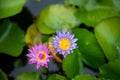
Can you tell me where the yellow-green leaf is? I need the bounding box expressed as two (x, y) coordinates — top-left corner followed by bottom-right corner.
(25, 23), (40, 46)
(15, 72), (40, 80)
(95, 17), (120, 61)
(36, 4), (80, 34)
(75, 8), (119, 27)
(73, 74), (101, 80)
(48, 74), (68, 80)
(0, 69), (8, 80)
(0, 0), (27, 19)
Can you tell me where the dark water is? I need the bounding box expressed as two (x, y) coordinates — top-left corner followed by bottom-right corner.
(25, 0), (64, 17)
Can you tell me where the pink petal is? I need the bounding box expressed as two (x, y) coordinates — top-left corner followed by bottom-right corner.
(29, 59), (37, 64)
(36, 63), (40, 70)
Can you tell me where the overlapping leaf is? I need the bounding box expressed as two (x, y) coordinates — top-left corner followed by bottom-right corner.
(73, 74), (101, 80)
(25, 23), (49, 47)
(48, 74), (68, 80)
(0, 69), (8, 80)
(15, 72), (40, 80)
(62, 49), (83, 79)
(0, 0), (26, 19)
(73, 28), (105, 69)
(0, 20), (25, 57)
(36, 4), (80, 34)
(75, 7), (119, 27)
(100, 60), (120, 80)
(95, 17), (120, 61)
(64, 0), (114, 10)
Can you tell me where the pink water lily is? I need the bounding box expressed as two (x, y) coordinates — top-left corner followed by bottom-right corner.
(26, 43), (52, 69)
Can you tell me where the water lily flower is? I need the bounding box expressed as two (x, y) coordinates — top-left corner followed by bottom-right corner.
(53, 30), (78, 57)
(26, 43), (52, 69)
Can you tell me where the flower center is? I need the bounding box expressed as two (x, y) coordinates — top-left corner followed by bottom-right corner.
(59, 38), (71, 50)
(38, 51), (46, 61)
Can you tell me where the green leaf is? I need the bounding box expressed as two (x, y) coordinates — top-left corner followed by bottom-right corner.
(0, 0), (26, 19)
(73, 74), (101, 80)
(36, 21), (56, 34)
(15, 72), (40, 80)
(25, 23), (39, 46)
(65, 0), (114, 10)
(48, 74), (68, 80)
(0, 69), (8, 80)
(37, 4), (80, 34)
(112, 0), (120, 10)
(99, 60), (120, 80)
(75, 7), (119, 27)
(95, 17), (120, 61)
(14, 59), (24, 68)
(96, 0), (114, 7)
(0, 20), (25, 57)
(65, 0), (97, 10)
(73, 28), (105, 69)
(64, 0), (88, 7)
(25, 23), (49, 46)
(62, 49), (83, 79)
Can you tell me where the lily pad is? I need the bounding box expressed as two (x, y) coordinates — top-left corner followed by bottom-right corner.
(95, 17), (120, 61)
(100, 60), (120, 80)
(0, 20), (25, 57)
(0, 0), (26, 19)
(112, 0), (120, 10)
(75, 7), (119, 27)
(36, 4), (80, 34)
(25, 23), (49, 47)
(64, 0), (88, 7)
(73, 28), (105, 69)
(48, 74), (68, 80)
(25, 23), (41, 46)
(65, 0), (114, 10)
(62, 49), (83, 79)
(0, 69), (8, 80)
(73, 74), (101, 80)
(15, 72), (40, 80)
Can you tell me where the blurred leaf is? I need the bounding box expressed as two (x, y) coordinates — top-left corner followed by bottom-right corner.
(65, 0), (114, 10)
(36, 21), (55, 34)
(100, 60), (120, 80)
(65, 0), (97, 9)
(14, 59), (24, 68)
(62, 49), (83, 79)
(15, 72), (40, 80)
(48, 74), (68, 80)
(112, 0), (120, 10)
(73, 28), (105, 69)
(0, 20), (25, 57)
(0, 0), (26, 19)
(73, 74), (101, 80)
(37, 4), (80, 34)
(0, 69), (8, 80)
(96, 0), (114, 7)
(25, 23), (40, 46)
(95, 17), (120, 61)
(25, 23), (49, 46)
(75, 7), (119, 27)
(64, 0), (88, 7)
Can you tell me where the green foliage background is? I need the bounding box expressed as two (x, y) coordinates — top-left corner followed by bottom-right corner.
(0, 0), (120, 80)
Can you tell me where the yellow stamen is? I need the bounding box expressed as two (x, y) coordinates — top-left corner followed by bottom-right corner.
(59, 38), (71, 50)
(38, 51), (47, 61)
